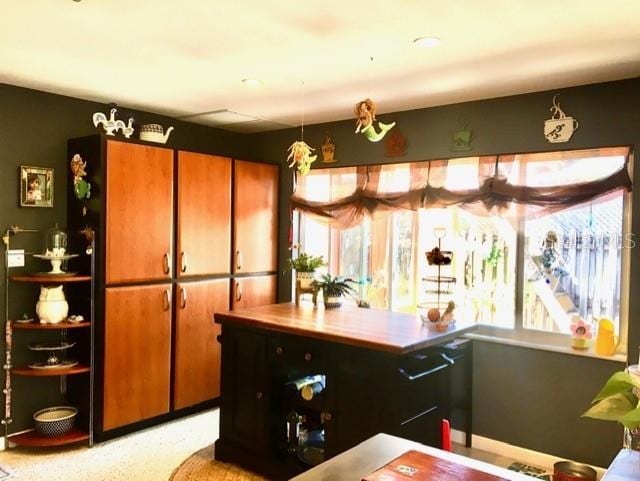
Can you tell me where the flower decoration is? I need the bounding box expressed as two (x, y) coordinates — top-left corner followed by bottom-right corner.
(570, 318), (592, 339)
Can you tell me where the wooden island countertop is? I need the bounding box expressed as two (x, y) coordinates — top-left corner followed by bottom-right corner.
(215, 302), (477, 354)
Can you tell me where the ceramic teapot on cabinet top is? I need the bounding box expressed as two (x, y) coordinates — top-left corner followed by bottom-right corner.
(139, 124), (174, 144)
(36, 285), (69, 324)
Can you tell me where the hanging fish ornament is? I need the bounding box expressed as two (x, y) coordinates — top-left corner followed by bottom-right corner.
(287, 141), (317, 175)
(354, 98), (395, 142)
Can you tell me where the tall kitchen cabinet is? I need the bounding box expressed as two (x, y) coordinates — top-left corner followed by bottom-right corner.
(67, 136), (278, 441)
(232, 160), (279, 310)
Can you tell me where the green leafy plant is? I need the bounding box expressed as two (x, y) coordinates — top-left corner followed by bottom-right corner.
(286, 252), (326, 273)
(312, 274), (356, 298)
(582, 371), (640, 429)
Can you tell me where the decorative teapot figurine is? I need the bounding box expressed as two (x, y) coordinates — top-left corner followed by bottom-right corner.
(139, 124), (174, 144)
(36, 285), (69, 324)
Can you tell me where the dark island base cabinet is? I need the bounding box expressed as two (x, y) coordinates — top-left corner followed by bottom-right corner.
(215, 325), (471, 480)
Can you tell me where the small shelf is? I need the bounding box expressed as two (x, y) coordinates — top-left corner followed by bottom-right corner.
(9, 274), (91, 283)
(10, 321), (91, 330)
(12, 364), (90, 377)
(8, 428), (89, 447)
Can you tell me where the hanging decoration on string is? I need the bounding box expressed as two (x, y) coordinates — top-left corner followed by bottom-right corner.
(287, 81), (317, 175)
(354, 57), (396, 142)
(354, 97), (396, 142)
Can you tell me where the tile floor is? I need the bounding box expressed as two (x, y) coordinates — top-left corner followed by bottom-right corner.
(0, 409), (539, 481)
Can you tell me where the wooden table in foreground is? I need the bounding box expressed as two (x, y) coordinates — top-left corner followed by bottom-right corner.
(291, 433), (533, 481)
(214, 303), (477, 479)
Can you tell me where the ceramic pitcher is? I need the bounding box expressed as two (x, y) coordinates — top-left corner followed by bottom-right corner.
(595, 318), (619, 356)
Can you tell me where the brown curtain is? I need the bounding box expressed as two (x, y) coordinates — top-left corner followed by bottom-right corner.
(291, 147), (632, 229)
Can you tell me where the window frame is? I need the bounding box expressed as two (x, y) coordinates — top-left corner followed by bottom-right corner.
(294, 149), (633, 357)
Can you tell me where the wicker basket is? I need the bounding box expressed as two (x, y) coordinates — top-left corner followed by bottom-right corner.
(33, 406), (77, 436)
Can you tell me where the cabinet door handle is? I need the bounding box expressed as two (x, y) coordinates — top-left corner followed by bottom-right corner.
(235, 281), (242, 302)
(180, 251), (187, 273)
(163, 289), (171, 311)
(397, 354), (454, 382)
(236, 250), (242, 270)
(256, 391), (263, 400)
(180, 287), (187, 309)
(163, 252), (171, 275)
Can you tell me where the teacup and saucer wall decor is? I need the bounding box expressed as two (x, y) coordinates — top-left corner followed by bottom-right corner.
(544, 94), (579, 143)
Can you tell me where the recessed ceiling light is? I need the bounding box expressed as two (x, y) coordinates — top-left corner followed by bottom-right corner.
(413, 36), (441, 48)
(242, 78), (262, 87)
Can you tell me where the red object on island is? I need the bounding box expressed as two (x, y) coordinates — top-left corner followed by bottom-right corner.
(441, 419), (452, 452)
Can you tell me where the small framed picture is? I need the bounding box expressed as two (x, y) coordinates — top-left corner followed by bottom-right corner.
(20, 165), (54, 208)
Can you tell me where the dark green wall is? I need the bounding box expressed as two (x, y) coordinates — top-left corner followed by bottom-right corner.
(0, 83), (249, 432)
(247, 77), (640, 467)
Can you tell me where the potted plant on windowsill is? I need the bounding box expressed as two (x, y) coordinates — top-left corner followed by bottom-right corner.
(312, 274), (356, 309)
(582, 365), (640, 450)
(286, 252), (326, 288)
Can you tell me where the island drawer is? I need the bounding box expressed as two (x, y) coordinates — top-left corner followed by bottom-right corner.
(268, 333), (326, 372)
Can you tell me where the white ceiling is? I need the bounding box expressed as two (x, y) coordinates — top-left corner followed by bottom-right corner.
(2, 0), (640, 132)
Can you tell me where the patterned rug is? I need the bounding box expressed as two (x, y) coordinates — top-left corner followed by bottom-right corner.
(0, 466), (13, 480)
(507, 462), (552, 480)
(170, 444), (267, 481)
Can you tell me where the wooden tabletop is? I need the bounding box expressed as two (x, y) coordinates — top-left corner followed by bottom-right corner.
(290, 433), (533, 481)
(215, 302), (477, 354)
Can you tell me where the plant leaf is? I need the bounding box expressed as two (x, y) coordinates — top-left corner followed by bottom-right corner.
(619, 406), (640, 429)
(582, 392), (637, 421)
(592, 372), (637, 402)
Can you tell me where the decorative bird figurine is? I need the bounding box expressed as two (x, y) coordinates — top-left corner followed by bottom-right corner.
(92, 107), (119, 136)
(121, 117), (135, 138)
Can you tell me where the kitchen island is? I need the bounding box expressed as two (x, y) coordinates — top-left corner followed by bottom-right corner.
(214, 302), (477, 480)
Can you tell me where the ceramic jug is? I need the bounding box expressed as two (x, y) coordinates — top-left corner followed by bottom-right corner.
(36, 285), (69, 324)
(595, 318), (619, 356)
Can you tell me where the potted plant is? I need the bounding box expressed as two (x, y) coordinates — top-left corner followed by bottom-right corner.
(582, 365), (640, 450)
(286, 252), (326, 288)
(312, 274), (356, 309)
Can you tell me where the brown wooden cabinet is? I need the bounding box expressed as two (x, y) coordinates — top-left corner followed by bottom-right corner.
(233, 160), (279, 274)
(177, 152), (232, 277)
(232, 275), (278, 310)
(68, 135), (279, 441)
(105, 141), (174, 284)
(103, 284), (172, 431)
(174, 279), (229, 409)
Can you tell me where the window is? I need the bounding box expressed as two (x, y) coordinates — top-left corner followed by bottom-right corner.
(295, 149), (631, 351)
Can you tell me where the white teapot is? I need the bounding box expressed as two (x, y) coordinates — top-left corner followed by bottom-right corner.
(36, 285), (69, 323)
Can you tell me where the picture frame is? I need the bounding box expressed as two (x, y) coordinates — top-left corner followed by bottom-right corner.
(20, 165), (54, 208)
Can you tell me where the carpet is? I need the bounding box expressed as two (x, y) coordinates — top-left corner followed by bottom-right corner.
(0, 466), (13, 480)
(170, 444), (267, 481)
(507, 462), (552, 480)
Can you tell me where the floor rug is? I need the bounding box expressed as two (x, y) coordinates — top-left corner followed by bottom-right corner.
(170, 444), (267, 481)
(507, 461), (552, 480)
(0, 466), (13, 480)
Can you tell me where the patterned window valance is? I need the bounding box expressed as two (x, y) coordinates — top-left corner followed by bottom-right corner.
(291, 147), (632, 229)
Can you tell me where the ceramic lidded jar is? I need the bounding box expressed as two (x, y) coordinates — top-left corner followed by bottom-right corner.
(36, 285), (69, 323)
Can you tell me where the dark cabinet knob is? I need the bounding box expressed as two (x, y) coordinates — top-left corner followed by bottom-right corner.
(256, 391), (263, 400)
(304, 352), (312, 361)
(323, 412), (333, 422)
(275, 346), (283, 355)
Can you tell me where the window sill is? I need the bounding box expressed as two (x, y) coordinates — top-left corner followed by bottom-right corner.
(465, 331), (628, 364)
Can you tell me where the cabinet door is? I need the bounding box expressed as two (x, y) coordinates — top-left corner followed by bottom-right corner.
(232, 274), (277, 310)
(106, 141), (174, 284)
(174, 279), (229, 409)
(103, 284), (172, 431)
(177, 152), (231, 277)
(219, 326), (269, 452)
(233, 160), (278, 274)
